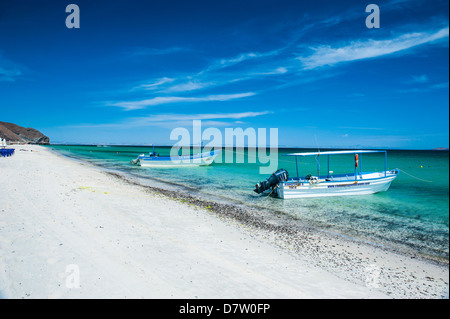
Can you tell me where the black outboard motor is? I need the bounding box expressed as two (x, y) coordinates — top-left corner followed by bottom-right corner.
(254, 169), (289, 194)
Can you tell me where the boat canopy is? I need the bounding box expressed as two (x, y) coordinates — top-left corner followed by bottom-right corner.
(284, 150), (386, 157)
(283, 150), (389, 180)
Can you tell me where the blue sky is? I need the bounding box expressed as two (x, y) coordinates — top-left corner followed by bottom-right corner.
(0, 0), (448, 148)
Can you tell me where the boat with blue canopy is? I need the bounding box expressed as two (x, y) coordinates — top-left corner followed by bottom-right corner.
(131, 146), (221, 167)
(254, 150), (399, 199)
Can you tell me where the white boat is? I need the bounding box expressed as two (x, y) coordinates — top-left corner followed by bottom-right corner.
(131, 147), (221, 167)
(254, 150), (399, 199)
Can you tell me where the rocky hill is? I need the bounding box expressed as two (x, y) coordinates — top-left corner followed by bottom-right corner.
(0, 121), (50, 145)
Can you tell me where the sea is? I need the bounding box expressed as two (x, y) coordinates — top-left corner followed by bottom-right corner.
(47, 145), (449, 260)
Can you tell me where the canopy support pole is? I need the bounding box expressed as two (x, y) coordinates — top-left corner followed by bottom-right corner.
(327, 155), (330, 178)
(317, 155), (320, 177)
(360, 153), (362, 177)
(385, 151), (387, 177)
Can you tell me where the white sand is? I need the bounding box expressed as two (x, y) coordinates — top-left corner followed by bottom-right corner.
(0, 145), (447, 299)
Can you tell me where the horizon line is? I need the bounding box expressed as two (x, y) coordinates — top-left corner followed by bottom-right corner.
(45, 143), (450, 151)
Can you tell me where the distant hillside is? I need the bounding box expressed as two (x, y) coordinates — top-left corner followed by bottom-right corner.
(0, 121), (50, 145)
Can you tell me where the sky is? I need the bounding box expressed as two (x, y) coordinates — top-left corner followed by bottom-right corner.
(0, 0), (448, 149)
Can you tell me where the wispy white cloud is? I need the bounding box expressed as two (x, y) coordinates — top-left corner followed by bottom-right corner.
(219, 52), (260, 66)
(108, 92), (256, 111)
(130, 77), (175, 91)
(252, 66), (288, 76)
(297, 27), (449, 69)
(0, 55), (22, 81)
(396, 81), (449, 93)
(130, 111), (272, 125)
(113, 48), (288, 106)
(126, 50), (285, 95)
(200, 50), (283, 75)
(432, 82), (449, 89)
(409, 74), (429, 84)
(161, 80), (215, 93)
(0, 67), (21, 81)
(66, 110), (272, 128)
(164, 111), (269, 121)
(217, 50), (280, 68)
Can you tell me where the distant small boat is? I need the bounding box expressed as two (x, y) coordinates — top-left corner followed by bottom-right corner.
(131, 146), (221, 167)
(254, 150), (399, 199)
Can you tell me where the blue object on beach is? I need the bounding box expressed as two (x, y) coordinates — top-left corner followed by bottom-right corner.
(0, 148), (15, 157)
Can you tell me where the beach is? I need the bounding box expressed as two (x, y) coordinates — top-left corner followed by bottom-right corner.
(0, 145), (448, 299)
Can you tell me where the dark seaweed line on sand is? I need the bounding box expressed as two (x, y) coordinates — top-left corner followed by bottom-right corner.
(105, 170), (450, 297)
(107, 170), (301, 233)
(104, 170), (449, 266)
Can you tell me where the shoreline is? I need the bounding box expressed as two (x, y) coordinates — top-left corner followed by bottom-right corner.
(0, 145), (448, 298)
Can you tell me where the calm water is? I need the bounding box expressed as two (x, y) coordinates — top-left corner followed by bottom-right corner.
(47, 145), (449, 259)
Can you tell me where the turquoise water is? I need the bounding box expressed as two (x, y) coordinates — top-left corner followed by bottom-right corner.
(48, 145), (449, 260)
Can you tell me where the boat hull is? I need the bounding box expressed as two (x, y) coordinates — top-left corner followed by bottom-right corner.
(277, 170), (399, 199)
(137, 151), (220, 167)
